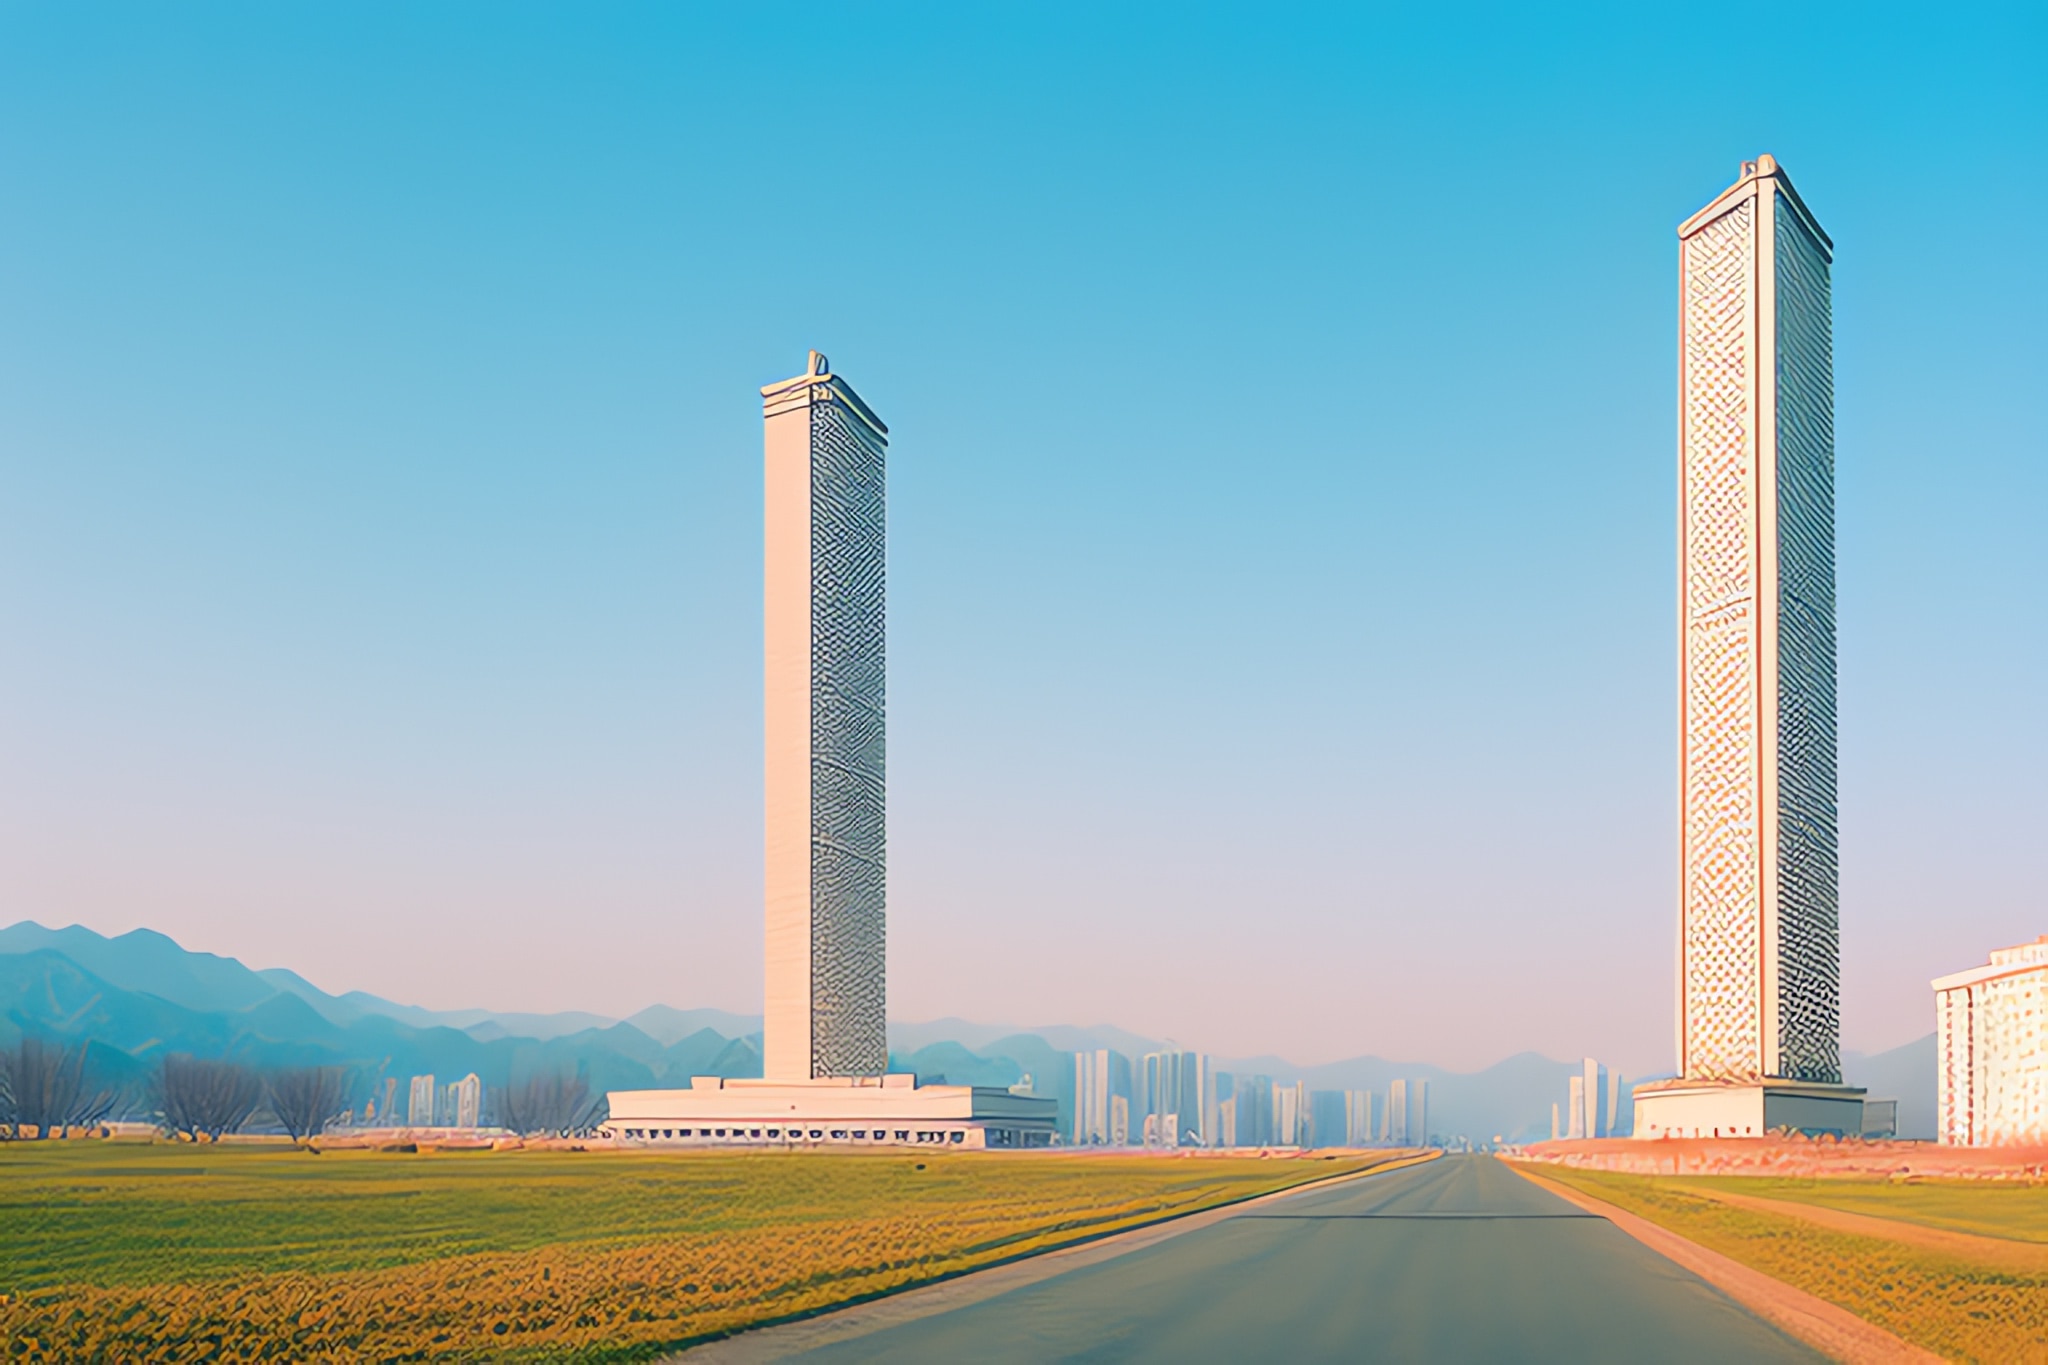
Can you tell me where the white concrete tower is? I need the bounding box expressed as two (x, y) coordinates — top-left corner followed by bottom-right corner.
(1637, 156), (1863, 1139)
(761, 351), (888, 1081)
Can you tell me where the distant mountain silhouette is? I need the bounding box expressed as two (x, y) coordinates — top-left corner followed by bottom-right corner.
(625, 1004), (764, 1046)
(1844, 1034), (1936, 1139)
(0, 923), (768, 1116)
(0, 921), (630, 1042)
(2, 920), (1684, 1140)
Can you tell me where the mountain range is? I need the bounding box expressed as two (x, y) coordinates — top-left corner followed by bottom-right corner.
(0, 921), (1936, 1140)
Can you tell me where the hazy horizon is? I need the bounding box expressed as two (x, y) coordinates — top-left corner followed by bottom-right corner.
(3, 6), (2041, 1079)
(0, 913), (1941, 1076)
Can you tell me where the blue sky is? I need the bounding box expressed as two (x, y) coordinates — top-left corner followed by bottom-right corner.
(1, 3), (2040, 1074)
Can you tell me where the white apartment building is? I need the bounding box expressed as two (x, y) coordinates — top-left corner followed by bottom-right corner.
(1935, 936), (2048, 1146)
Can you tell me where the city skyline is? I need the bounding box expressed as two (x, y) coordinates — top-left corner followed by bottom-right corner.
(2, 6), (2041, 1079)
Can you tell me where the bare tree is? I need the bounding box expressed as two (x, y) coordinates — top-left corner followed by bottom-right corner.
(496, 1071), (606, 1136)
(1, 1039), (119, 1138)
(158, 1054), (263, 1141)
(264, 1065), (350, 1145)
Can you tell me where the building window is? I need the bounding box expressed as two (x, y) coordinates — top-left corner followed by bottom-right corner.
(715, 1129), (727, 1137)
(767, 1129), (780, 1138)
(950, 1131), (966, 1144)
(809, 1129), (823, 1139)
(830, 1130), (847, 1140)
(750, 1129), (762, 1138)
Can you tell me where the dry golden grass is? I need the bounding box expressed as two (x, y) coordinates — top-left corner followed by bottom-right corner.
(0, 1143), (1400, 1362)
(1519, 1163), (2048, 1365)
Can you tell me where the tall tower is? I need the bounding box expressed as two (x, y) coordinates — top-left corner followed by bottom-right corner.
(1637, 156), (1862, 1140)
(762, 351), (888, 1081)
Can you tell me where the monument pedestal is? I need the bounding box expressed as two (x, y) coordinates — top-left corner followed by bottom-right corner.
(1632, 1078), (1865, 1140)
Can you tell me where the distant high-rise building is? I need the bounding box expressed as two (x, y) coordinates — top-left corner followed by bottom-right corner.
(1582, 1058), (1602, 1139)
(408, 1074), (436, 1127)
(1109, 1094), (1131, 1146)
(1273, 1082), (1304, 1147)
(454, 1073), (482, 1129)
(1344, 1090), (1373, 1146)
(1216, 1095), (1238, 1148)
(1637, 154), (1864, 1141)
(1075, 1050), (1120, 1144)
(1606, 1071), (1623, 1137)
(1413, 1079), (1429, 1145)
(1551, 1102), (1561, 1142)
(1934, 937), (2048, 1146)
(1228, 1074), (1274, 1147)
(1142, 1051), (1214, 1147)
(1308, 1090), (1347, 1149)
(1567, 1076), (1586, 1140)
(1387, 1080), (1408, 1147)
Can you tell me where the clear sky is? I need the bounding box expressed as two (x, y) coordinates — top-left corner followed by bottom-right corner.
(2, 4), (2041, 1076)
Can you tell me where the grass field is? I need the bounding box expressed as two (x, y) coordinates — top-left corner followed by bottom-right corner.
(1519, 1164), (2048, 1365)
(0, 1141), (1405, 1363)
(1684, 1173), (2048, 1244)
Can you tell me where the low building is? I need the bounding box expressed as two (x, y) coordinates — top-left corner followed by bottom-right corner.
(602, 1074), (1057, 1150)
(1935, 936), (2048, 1146)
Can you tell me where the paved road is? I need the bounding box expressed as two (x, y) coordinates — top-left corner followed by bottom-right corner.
(786, 1155), (1821, 1363)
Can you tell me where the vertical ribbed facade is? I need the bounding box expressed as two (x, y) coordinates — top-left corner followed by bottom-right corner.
(1677, 157), (1839, 1085)
(762, 352), (888, 1081)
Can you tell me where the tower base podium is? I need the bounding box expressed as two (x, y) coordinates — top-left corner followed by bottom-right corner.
(602, 1074), (1059, 1150)
(1632, 1079), (1865, 1140)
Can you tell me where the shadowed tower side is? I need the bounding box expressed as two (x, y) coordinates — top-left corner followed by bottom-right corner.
(762, 351), (888, 1081)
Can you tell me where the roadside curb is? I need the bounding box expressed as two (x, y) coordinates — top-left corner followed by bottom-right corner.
(1502, 1161), (1940, 1365)
(671, 1150), (1442, 1361)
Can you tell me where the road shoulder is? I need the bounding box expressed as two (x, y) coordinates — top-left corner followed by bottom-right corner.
(1503, 1161), (1939, 1365)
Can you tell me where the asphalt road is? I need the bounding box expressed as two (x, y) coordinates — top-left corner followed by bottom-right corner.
(786, 1155), (1821, 1363)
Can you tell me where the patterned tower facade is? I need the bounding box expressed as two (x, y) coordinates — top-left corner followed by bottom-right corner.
(1678, 156), (1839, 1085)
(762, 352), (888, 1081)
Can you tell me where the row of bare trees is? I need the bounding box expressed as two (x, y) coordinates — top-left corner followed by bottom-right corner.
(0, 1039), (122, 1137)
(1, 1039), (602, 1140)
(156, 1055), (350, 1142)
(0, 1042), (353, 1142)
(495, 1071), (607, 1137)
